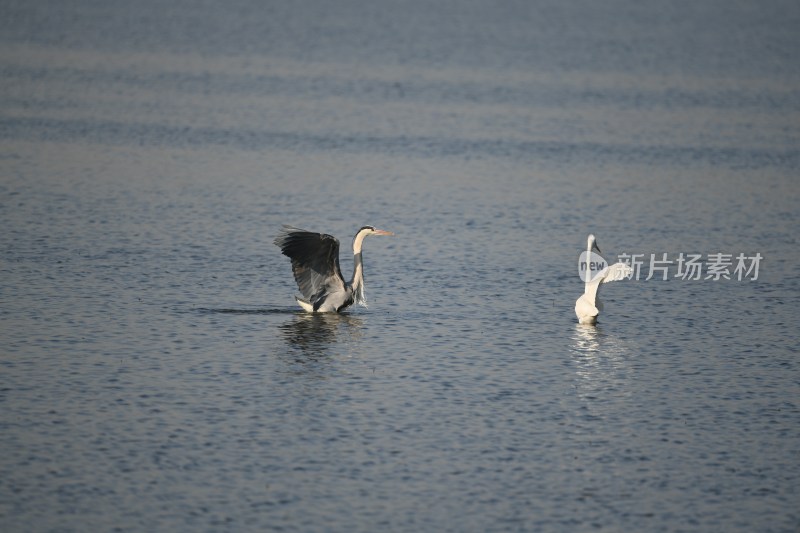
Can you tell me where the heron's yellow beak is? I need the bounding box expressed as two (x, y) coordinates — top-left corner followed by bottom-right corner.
(374, 229), (394, 236)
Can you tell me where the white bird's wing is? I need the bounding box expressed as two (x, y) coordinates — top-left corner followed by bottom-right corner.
(601, 262), (633, 283)
(274, 226), (347, 302)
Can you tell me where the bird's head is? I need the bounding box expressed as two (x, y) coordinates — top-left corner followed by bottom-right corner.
(588, 234), (601, 254)
(353, 225), (394, 253)
(359, 225), (395, 237)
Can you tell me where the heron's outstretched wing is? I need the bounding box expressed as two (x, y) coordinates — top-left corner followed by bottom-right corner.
(274, 226), (347, 301)
(600, 262), (633, 283)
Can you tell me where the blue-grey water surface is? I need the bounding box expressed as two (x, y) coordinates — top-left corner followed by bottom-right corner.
(1, 0), (799, 531)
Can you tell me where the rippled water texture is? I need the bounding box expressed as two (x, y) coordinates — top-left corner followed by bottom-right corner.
(1, 0), (799, 531)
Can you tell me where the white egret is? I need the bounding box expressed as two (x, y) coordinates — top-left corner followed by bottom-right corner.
(575, 234), (632, 325)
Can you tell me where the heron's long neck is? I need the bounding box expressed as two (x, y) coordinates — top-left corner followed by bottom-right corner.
(351, 250), (364, 287)
(350, 231), (368, 304)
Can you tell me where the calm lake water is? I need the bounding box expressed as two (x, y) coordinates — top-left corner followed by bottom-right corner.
(1, 0), (799, 531)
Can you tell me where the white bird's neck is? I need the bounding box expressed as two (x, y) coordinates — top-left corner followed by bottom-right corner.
(583, 277), (601, 304)
(583, 238), (600, 302)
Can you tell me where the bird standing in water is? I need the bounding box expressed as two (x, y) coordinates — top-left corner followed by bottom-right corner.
(575, 234), (632, 325)
(274, 225), (394, 313)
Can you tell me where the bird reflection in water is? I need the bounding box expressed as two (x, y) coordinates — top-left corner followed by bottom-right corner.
(279, 312), (364, 359)
(572, 323), (603, 353)
(570, 324), (635, 409)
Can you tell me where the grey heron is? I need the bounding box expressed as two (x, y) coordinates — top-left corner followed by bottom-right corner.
(575, 234), (632, 325)
(274, 225), (394, 313)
